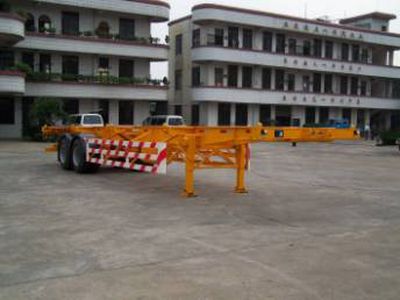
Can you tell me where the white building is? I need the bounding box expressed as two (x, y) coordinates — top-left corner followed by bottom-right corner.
(169, 4), (400, 131)
(0, 0), (170, 138)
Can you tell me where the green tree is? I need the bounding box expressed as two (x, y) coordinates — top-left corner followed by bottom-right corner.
(27, 98), (66, 141)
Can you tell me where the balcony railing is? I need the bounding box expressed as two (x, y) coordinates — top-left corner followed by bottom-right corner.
(193, 83), (400, 100)
(26, 72), (168, 87)
(24, 31), (167, 46)
(192, 44), (392, 68)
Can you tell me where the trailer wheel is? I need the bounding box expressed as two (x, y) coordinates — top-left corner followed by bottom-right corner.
(71, 138), (99, 173)
(58, 137), (72, 170)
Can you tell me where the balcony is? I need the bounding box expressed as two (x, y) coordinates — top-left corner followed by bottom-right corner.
(192, 86), (400, 110)
(191, 4), (400, 48)
(16, 33), (169, 61)
(0, 71), (25, 94)
(0, 13), (25, 45)
(192, 46), (400, 79)
(25, 73), (168, 100)
(28, 0), (170, 22)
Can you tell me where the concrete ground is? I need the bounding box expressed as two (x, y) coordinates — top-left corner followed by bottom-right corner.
(0, 140), (400, 300)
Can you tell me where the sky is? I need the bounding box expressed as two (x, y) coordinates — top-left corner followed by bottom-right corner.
(150, 0), (400, 78)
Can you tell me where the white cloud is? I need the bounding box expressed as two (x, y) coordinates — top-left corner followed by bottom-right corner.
(151, 0), (400, 78)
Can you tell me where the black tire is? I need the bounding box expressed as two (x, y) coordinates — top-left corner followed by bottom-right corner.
(71, 138), (100, 174)
(58, 137), (72, 170)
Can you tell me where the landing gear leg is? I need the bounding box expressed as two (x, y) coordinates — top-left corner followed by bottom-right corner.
(235, 144), (248, 194)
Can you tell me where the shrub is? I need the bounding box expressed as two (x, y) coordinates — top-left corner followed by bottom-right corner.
(13, 62), (33, 75)
(28, 98), (66, 141)
(61, 73), (78, 81)
(377, 131), (400, 146)
(118, 77), (133, 85)
(47, 27), (56, 34)
(83, 31), (93, 37)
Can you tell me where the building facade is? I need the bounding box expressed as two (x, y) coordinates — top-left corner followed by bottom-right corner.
(169, 4), (400, 132)
(0, 0), (170, 138)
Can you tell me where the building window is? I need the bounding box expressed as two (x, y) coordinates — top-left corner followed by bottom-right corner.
(218, 103), (231, 125)
(287, 74), (295, 91)
(288, 39), (297, 55)
(215, 68), (224, 87)
(0, 51), (14, 70)
(275, 106), (292, 126)
(175, 70), (182, 90)
(236, 104), (248, 126)
(361, 48), (369, 63)
(360, 81), (367, 96)
(38, 15), (51, 33)
(276, 34), (285, 53)
(303, 41), (311, 56)
(192, 67), (200, 87)
(119, 59), (134, 78)
(119, 101), (134, 125)
(341, 43), (349, 61)
(340, 76), (348, 94)
(214, 28), (224, 46)
(352, 44), (360, 62)
(62, 99), (79, 115)
(22, 97), (34, 136)
(119, 18), (135, 40)
(191, 105), (199, 125)
(0, 0), (10, 11)
(325, 41), (333, 59)
(0, 98), (14, 124)
(174, 105), (182, 116)
(324, 74), (333, 93)
(25, 13), (35, 32)
(39, 54), (51, 73)
(305, 107), (316, 124)
(357, 110), (365, 128)
(99, 100), (109, 124)
(62, 12), (79, 35)
(313, 39), (322, 57)
(343, 108), (352, 124)
(350, 77), (358, 95)
(62, 55), (79, 75)
(275, 69), (285, 91)
(381, 25), (387, 32)
(313, 73), (322, 93)
(259, 105), (271, 125)
(22, 52), (34, 71)
(243, 29), (253, 49)
(192, 29), (200, 47)
(99, 57), (109, 70)
(303, 75), (311, 92)
(228, 65), (238, 87)
(262, 31), (273, 52)
(319, 107), (329, 124)
(393, 80), (400, 99)
(175, 34), (182, 55)
(151, 101), (168, 115)
(96, 21), (110, 38)
(262, 68), (271, 90)
(242, 66), (253, 88)
(228, 27), (239, 48)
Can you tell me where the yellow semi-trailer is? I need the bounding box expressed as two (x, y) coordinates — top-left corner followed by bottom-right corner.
(42, 115), (359, 197)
